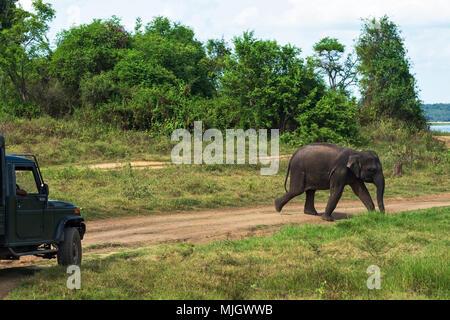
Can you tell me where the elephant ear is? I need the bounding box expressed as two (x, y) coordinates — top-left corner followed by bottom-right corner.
(347, 154), (361, 178)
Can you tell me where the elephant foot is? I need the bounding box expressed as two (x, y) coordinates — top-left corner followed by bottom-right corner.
(304, 210), (318, 216)
(274, 199), (282, 212)
(321, 214), (334, 222)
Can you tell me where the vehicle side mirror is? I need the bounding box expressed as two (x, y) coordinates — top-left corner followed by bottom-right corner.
(41, 183), (49, 195)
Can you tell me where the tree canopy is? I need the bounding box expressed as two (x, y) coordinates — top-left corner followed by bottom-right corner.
(313, 37), (357, 92)
(0, 0), (54, 105)
(0, 0), (17, 30)
(356, 16), (426, 128)
(220, 31), (325, 131)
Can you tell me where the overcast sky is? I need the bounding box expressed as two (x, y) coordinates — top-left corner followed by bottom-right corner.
(19, 0), (450, 103)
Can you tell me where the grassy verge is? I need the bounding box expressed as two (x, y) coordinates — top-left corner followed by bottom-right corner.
(7, 206), (449, 300)
(0, 117), (298, 166)
(0, 117), (175, 166)
(431, 130), (450, 136)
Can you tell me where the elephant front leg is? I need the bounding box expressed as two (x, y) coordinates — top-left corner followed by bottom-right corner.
(322, 185), (345, 221)
(350, 180), (375, 211)
(304, 190), (318, 215)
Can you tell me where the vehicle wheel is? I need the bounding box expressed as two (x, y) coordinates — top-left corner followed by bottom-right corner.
(57, 227), (82, 266)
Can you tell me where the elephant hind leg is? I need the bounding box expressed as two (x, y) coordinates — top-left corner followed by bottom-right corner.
(275, 173), (305, 212)
(275, 190), (304, 212)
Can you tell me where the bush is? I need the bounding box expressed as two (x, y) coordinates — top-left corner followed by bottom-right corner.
(294, 90), (359, 145)
(80, 72), (122, 108)
(0, 101), (42, 119)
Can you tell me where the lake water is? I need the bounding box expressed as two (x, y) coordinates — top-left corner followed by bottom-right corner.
(430, 124), (450, 133)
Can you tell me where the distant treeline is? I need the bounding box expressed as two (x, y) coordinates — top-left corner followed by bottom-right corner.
(422, 104), (450, 122)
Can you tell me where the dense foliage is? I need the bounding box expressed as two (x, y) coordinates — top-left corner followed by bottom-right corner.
(0, 1), (435, 145)
(220, 31), (325, 132)
(0, 0), (54, 116)
(356, 16), (427, 128)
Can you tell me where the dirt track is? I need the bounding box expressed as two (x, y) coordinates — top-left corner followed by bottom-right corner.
(1, 193), (450, 299)
(435, 136), (450, 148)
(83, 193), (450, 247)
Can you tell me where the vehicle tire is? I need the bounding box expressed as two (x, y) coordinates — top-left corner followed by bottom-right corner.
(57, 227), (82, 266)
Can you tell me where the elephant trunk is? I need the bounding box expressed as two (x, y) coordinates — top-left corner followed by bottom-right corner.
(374, 172), (385, 213)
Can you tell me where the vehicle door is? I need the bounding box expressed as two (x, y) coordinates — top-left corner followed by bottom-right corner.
(14, 164), (45, 240)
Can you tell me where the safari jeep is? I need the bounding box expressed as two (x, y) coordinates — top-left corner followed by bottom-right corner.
(0, 136), (85, 266)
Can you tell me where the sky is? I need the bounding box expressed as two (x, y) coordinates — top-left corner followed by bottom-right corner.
(18, 0), (450, 103)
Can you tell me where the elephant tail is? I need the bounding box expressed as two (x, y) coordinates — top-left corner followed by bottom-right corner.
(284, 157), (292, 193)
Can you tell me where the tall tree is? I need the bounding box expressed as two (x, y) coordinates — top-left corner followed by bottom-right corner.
(356, 16), (426, 128)
(51, 16), (130, 91)
(205, 38), (231, 92)
(135, 16), (213, 96)
(313, 37), (357, 91)
(220, 31), (324, 131)
(0, 0), (54, 102)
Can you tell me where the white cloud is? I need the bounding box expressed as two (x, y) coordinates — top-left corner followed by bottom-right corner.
(233, 7), (259, 25)
(66, 5), (81, 27)
(274, 0), (450, 28)
(18, 0), (33, 11)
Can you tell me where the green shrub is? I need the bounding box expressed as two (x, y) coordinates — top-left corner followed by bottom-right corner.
(294, 90), (359, 145)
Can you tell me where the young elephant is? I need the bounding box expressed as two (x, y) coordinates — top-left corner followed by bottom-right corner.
(275, 143), (385, 221)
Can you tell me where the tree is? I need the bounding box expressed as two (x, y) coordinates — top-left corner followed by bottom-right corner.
(130, 16), (213, 97)
(220, 31), (324, 131)
(0, 0), (54, 102)
(51, 17), (130, 91)
(295, 90), (359, 144)
(356, 16), (426, 128)
(205, 38), (231, 91)
(313, 37), (357, 92)
(80, 17), (215, 131)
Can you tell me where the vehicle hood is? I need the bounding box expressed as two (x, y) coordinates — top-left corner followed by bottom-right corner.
(47, 200), (77, 209)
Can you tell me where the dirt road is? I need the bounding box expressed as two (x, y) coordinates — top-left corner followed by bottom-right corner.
(83, 193), (450, 247)
(1, 193), (450, 299)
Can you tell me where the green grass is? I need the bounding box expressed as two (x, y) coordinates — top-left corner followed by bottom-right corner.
(0, 116), (174, 166)
(431, 130), (450, 136)
(0, 116), (297, 166)
(7, 207), (449, 300)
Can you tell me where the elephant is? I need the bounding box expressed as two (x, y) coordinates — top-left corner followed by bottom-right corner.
(274, 143), (385, 221)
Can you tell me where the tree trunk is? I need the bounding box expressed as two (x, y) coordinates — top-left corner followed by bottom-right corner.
(8, 70), (27, 102)
(393, 161), (403, 177)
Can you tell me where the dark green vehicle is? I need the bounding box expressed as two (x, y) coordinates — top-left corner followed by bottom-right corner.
(0, 136), (85, 266)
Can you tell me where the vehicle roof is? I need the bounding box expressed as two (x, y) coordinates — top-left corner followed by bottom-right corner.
(6, 154), (35, 164)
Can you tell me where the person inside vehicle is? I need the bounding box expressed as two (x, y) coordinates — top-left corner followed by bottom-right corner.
(16, 184), (27, 196)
